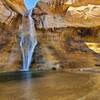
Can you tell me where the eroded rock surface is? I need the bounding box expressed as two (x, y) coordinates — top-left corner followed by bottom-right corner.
(0, 0), (27, 72)
(33, 1), (100, 28)
(32, 0), (100, 70)
(0, 0), (100, 72)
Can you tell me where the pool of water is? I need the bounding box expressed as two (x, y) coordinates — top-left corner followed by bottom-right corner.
(0, 71), (100, 100)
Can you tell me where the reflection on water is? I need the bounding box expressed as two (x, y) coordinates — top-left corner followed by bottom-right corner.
(0, 71), (100, 100)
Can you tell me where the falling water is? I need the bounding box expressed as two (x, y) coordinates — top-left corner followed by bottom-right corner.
(20, 10), (37, 71)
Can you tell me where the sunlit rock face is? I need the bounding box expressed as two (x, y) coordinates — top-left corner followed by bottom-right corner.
(66, 5), (100, 27)
(0, 0), (27, 72)
(33, 1), (100, 28)
(2, 0), (27, 15)
(0, 0), (100, 72)
(37, 0), (100, 14)
(0, 0), (27, 26)
(32, 0), (100, 70)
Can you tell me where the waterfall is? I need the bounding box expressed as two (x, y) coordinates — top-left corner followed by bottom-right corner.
(20, 10), (37, 71)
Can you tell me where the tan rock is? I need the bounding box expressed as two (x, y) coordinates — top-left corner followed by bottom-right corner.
(0, 0), (27, 72)
(0, 0), (100, 72)
(33, 1), (100, 28)
(32, 0), (100, 70)
(0, 0), (27, 26)
(66, 4), (100, 27)
(2, 0), (27, 15)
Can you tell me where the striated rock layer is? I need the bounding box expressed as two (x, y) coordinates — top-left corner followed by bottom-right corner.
(0, 0), (27, 26)
(33, 1), (100, 28)
(0, 0), (27, 72)
(32, 0), (100, 70)
(0, 0), (100, 72)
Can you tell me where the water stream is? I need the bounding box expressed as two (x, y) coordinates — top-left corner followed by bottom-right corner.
(20, 10), (37, 71)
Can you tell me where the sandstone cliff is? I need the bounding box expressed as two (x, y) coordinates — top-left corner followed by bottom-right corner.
(0, 0), (27, 26)
(32, 0), (100, 70)
(0, 0), (27, 72)
(33, 0), (100, 28)
(0, 0), (100, 72)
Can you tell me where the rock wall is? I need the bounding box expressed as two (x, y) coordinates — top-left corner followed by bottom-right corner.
(0, 0), (27, 26)
(32, 0), (100, 70)
(0, 0), (100, 72)
(33, 1), (100, 28)
(0, 0), (27, 72)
